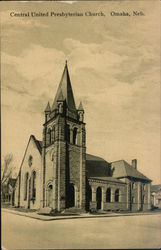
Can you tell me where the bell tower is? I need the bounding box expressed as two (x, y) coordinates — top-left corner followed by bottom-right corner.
(40, 61), (86, 212)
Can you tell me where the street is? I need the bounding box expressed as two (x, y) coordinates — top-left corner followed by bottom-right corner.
(2, 210), (161, 249)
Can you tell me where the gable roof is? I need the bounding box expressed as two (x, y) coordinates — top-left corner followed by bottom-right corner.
(111, 160), (151, 182)
(15, 135), (42, 181)
(51, 62), (76, 111)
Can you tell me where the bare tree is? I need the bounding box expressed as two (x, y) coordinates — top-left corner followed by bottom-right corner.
(1, 154), (15, 185)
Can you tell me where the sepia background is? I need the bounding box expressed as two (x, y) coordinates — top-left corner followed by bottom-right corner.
(1, 0), (160, 184)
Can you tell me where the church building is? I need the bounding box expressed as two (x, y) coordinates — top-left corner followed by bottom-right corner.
(14, 62), (152, 213)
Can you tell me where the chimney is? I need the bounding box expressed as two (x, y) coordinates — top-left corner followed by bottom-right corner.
(132, 159), (137, 170)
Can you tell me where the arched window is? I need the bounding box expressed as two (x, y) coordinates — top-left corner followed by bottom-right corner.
(32, 171), (36, 200)
(106, 188), (111, 202)
(24, 172), (29, 200)
(47, 128), (52, 145)
(73, 127), (78, 145)
(51, 126), (55, 142)
(66, 124), (70, 143)
(115, 189), (119, 202)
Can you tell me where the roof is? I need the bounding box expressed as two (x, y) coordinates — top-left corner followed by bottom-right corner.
(31, 135), (42, 154)
(44, 102), (51, 112)
(78, 101), (84, 111)
(88, 176), (124, 184)
(86, 154), (110, 178)
(51, 62), (76, 111)
(24, 137), (151, 183)
(151, 184), (161, 192)
(111, 160), (151, 182)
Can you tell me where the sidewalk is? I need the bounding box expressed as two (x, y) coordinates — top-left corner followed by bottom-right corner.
(2, 208), (161, 221)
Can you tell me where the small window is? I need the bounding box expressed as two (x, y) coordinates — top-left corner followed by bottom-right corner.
(132, 182), (135, 189)
(28, 155), (33, 167)
(143, 184), (146, 191)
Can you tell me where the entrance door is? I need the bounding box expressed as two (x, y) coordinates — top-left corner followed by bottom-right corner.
(96, 187), (102, 210)
(69, 184), (75, 207)
(47, 185), (53, 208)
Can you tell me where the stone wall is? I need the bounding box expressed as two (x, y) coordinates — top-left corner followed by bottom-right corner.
(88, 179), (128, 211)
(121, 178), (151, 211)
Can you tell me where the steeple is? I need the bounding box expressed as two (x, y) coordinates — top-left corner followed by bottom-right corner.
(57, 90), (64, 102)
(52, 61), (76, 111)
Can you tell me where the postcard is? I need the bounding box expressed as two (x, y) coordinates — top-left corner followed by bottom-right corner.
(1, 0), (161, 249)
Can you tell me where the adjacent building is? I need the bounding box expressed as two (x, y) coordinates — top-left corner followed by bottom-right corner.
(151, 184), (161, 209)
(14, 62), (152, 212)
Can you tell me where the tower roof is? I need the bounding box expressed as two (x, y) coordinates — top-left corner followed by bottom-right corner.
(78, 101), (84, 111)
(52, 62), (76, 111)
(44, 101), (51, 112)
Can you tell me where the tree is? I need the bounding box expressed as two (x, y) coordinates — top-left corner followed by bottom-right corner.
(1, 154), (15, 185)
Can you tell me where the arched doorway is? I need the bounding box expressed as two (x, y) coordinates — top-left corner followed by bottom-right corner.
(47, 184), (53, 208)
(69, 184), (75, 207)
(86, 185), (92, 211)
(96, 187), (102, 210)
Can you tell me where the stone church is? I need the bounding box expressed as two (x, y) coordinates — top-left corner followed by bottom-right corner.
(14, 62), (152, 212)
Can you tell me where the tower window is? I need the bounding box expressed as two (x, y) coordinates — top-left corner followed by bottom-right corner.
(51, 126), (55, 142)
(66, 124), (70, 143)
(73, 127), (78, 145)
(47, 128), (52, 145)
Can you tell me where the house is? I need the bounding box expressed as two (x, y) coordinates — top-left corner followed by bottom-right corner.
(14, 62), (152, 212)
(1, 178), (16, 205)
(151, 184), (161, 209)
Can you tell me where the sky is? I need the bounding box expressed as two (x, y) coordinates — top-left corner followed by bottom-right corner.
(1, 0), (160, 184)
